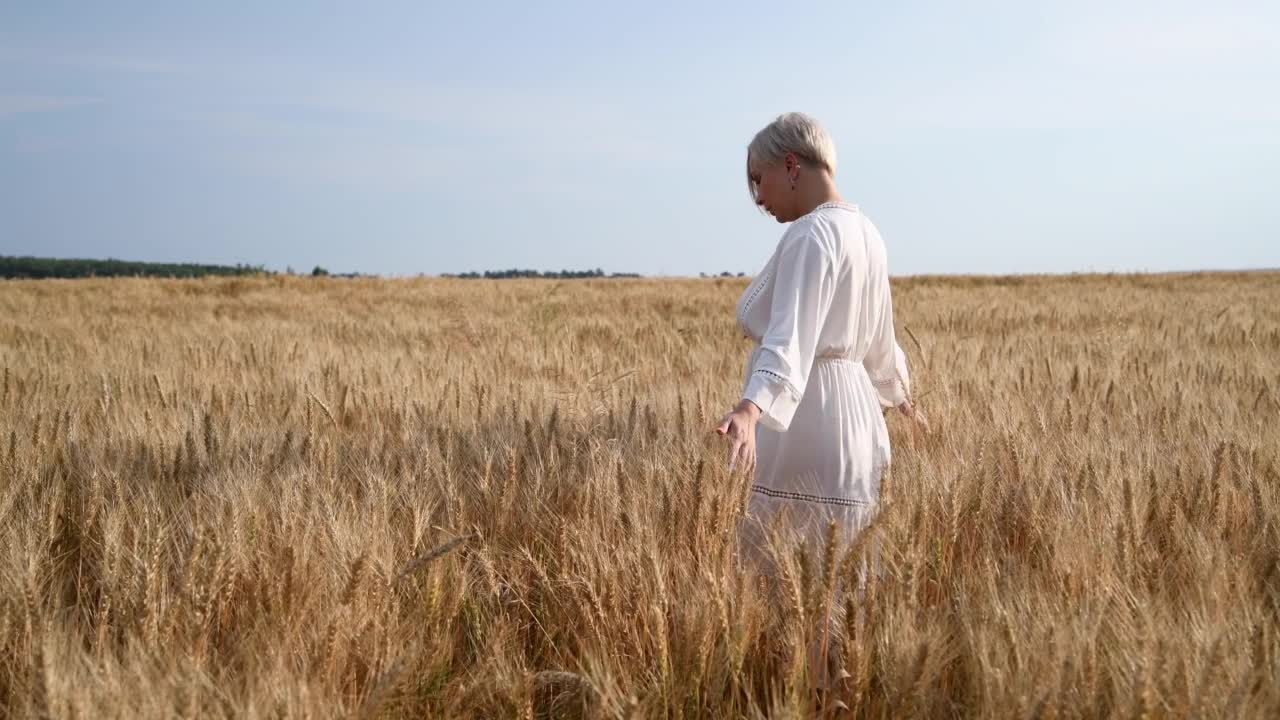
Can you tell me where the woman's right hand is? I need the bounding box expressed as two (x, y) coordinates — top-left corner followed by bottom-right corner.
(715, 399), (761, 474)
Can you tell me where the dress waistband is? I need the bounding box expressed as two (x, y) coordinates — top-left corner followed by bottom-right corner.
(748, 344), (854, 364)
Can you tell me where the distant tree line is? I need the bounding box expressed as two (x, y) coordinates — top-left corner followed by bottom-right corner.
(3, 256), (747, 281)
(0, 255), (270, 279)
(303, 266), (370, 278)
(444, 268), (643, 279)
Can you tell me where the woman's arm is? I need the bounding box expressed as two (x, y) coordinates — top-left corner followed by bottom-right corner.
(740, 222), (838, 432)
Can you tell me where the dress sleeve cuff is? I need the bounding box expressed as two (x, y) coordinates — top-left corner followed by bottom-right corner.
(870, 344), (912, 408)
(743, 372), (800, 432)
(873, 377), (908, 409)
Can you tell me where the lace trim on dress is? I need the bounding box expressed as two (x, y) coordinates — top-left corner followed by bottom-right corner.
(750, 367), (802, 404)
(751, 485), (871, 508)
(811, 200), (859, 214)
(872, 373), (908, 400)
(737, 269), (772, 331)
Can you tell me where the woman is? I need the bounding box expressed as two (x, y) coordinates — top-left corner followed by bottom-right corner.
(716, 112), (921, 584)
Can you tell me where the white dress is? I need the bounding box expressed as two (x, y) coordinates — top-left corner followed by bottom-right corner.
(734, 200), (910, 576)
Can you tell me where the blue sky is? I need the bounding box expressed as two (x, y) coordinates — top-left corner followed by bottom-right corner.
(1, 0), (1277, 276)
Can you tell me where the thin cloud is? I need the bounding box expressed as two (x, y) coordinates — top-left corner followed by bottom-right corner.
(184, 67), (684, 189)
(0, 94), (100, 117)
(0, 47), (183, 74)
(11, 137), (72, 153)
(300, 86), (678, 168)
(875, 6), (1280, 132)
(1051, 12), (1279, 68)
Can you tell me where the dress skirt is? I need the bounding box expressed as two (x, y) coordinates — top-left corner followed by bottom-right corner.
(736, 351), (889, 590)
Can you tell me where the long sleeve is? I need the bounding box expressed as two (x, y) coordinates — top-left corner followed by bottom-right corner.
(742, 225), (838, 432)
(863, 300), (910, 409)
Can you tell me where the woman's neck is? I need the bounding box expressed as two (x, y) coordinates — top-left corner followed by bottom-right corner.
(793, 174), (843, 217)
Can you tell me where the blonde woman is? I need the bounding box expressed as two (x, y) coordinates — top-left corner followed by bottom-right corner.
(716, 112), (922, 586)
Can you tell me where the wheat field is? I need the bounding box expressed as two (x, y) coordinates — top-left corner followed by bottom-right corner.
(1, 271), (1277, 718)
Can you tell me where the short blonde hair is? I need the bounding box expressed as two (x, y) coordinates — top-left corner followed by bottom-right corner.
(746, 112), (837, 201)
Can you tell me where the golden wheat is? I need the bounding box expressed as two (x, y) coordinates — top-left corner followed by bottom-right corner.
(0, 271), (1277, 718)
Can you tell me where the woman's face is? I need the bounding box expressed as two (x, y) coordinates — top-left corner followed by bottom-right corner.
(747, 152), (799, 223)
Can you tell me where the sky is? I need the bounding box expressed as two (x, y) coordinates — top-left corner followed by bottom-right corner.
(1, 0), (1277, 277)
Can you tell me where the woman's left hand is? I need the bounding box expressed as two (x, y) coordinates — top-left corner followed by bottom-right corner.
(897, 399), (930, 447)
(715, 400), (761, 474)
